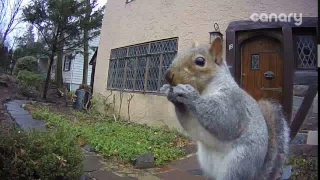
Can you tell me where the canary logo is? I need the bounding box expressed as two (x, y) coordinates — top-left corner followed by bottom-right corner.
(249, 13), (303, 26)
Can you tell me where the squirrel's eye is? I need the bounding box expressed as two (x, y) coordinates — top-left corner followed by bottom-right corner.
(195, 57), (205, 66)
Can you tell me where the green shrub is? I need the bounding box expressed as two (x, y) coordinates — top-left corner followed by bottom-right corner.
(17, 70), (44, 91)
(13, 56), (38, 76)
(0, 126), (84, 180)
(0, 127), (34, 179)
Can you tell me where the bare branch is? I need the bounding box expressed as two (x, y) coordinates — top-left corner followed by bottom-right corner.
(33, 24), (52, 49)
(0, 0), (8, 27)
(127, 94), (134, 123)
(1, 0), (23, 45)
(106, 91), (113, 99)
(118, 91), (124, 119)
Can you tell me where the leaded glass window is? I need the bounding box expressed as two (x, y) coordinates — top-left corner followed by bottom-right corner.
(125, 58), (135, 90)
(107, 60), (117, 88)
(107, 38), (178, 93)
(295, 35), (317, 69)
(135, 57), (147, 91)
(115, 59), (126, 89)
(251, 54), (260, 70)
(160, 53), (175, 86)
(147, 54), (160, 92)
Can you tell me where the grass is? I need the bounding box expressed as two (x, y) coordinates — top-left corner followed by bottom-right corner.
(31, 107), (189, 166)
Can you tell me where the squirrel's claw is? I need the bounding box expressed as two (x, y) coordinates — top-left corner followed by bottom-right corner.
(161, 84), (199, 105)
(171, 84), (199, 104)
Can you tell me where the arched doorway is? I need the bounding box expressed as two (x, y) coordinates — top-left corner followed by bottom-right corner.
(241, 36), (284, 104)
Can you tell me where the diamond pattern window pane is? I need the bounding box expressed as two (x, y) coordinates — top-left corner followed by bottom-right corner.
(107, 60), (117, 88)
(162, 39), (178, 52)
(147, 55), (160, 92)
(111, 48), (127, 59)
(125, 58), (135, 90)
(160, 53), (176, 86)
(135, 57), (147, 91)
(150, 42), (163, 54)
(296, 36), (316, 68)
(251, 54), (260, 70)
(128, 44), (149, 57)
(150, 39), (178, 54)
(114, 59), (126, 89)
(107, 38), (178, 93)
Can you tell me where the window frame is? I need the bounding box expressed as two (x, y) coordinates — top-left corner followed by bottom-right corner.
(106, 38), (178, 95)
(251, 54), (260, 70)
(292, 28), (317, 70)
(63, 55), (72, 72)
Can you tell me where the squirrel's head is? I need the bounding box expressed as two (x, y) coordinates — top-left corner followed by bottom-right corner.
(164, 36), (224, 93)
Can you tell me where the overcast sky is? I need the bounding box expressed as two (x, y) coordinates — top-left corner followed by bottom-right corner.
(97, 0), (108, 7)
(7, 0), (108, 48)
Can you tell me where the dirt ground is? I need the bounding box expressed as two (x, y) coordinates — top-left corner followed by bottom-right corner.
(0, 75), (20, 130)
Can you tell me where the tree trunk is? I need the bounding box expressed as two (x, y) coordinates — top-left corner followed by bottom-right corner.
(43, 51), (55, 99)
(82, 29), (89, 85)
(56, 35), (64, 89)
(82, 0), (91, 85)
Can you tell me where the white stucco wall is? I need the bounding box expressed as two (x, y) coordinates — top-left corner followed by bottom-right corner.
(94, 0), (318, 130)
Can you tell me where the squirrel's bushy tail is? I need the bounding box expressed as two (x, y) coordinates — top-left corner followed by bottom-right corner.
(258, 99), (290, 180)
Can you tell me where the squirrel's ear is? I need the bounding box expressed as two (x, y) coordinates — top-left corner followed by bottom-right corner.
(192, 41), (199, 48)
(210, 36), (223, 65)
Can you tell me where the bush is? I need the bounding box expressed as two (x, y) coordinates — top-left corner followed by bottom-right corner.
(0, 74), (18, 84)
(0, 126), (84, 180)
(13, 56), (38, 76)
(0, 127), (34, 179)
(17, 70), (44, 91)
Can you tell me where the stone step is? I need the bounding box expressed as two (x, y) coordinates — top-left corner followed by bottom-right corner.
(291, 133), (307, 144)
(289, 144), (318, 157)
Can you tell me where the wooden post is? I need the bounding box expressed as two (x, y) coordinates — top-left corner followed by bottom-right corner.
(290, 85), (318, 140)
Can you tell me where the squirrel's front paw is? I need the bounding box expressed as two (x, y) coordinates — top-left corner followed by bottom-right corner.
(170, 84), (200, 105)
(160, 84), (171, 95)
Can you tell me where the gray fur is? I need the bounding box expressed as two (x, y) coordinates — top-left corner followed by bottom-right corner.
(261, 100), (290, 180)
(162, 62), (289, 180)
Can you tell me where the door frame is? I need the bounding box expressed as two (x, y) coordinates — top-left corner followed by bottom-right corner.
(232, 29), (292, 120)
(239, 34), (284, 102)
(225, 17), (318, 122)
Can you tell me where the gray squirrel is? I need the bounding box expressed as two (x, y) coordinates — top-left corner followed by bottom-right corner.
(160, 37), (290, 180)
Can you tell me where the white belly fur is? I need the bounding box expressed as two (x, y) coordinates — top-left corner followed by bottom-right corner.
(179, 111), (230, 150)
(197, 141), (245, 180)
(178, 113), (237, 180)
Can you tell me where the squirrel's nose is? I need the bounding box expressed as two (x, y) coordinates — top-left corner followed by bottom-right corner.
(164, 70), (173, 85)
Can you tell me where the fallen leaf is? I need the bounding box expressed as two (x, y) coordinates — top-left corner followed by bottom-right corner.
(35, 141), (41, 147)
(20, 149), (26, 156)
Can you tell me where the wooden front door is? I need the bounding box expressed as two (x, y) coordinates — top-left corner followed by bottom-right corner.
(241, 36), (284, 103)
